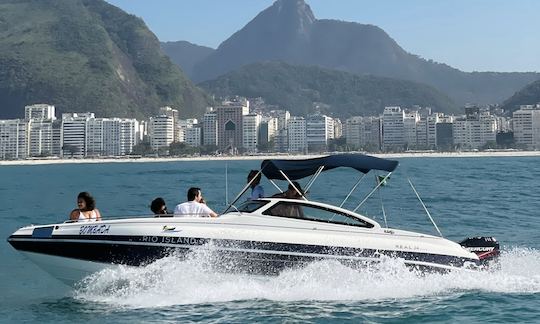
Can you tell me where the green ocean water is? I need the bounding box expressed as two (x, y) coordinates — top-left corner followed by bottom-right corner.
(1, 157), (539, 323)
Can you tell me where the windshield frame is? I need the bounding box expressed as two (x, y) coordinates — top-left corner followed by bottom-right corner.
(262, 200), (375, 228)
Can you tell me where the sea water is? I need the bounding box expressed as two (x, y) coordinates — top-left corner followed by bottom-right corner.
(0, 157), (539, 323)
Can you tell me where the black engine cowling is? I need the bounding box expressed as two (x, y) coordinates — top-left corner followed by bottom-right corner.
(459, 236), (500, 264)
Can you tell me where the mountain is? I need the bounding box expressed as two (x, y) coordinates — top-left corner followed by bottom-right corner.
(502, 80), (540, 112)
(199, 61), (457, 117)
(191, 0), (539, 105)
(161, 41), (214, 79)
(0, 0), (210, 119)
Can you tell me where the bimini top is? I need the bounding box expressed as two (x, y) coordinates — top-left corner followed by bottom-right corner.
(261, 154), (399, 180)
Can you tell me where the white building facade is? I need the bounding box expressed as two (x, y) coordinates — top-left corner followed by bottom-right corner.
(242, 113), (261, 152)
(202, 110), (217, 147)
(149, 115), (175, 151)
(0, 119), (27, 159)
(513, 106), (540, 149)
(453, 112), (497, 149)
(382, 107), (405, 150)
(61, 113), (94, 158)
(306, 114), (334, 151)
(287, 117), (307, 153)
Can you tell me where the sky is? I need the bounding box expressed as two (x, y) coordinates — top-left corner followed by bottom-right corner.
(105, 0), (540, 73)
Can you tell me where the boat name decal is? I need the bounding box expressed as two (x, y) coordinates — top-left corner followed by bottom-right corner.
(141, 236), (206, 245)
(395, 244), (420, 251)
(79, 224), (111, 235)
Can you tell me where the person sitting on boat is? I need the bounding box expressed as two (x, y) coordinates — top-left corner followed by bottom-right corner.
(272, 181), (305, 200)
(271, 182), (305, 218)
(150, 197), (171, 217)
(247, 169), (264, 200)
(69, 192), (102, 222)
(174, 187), (218, 218)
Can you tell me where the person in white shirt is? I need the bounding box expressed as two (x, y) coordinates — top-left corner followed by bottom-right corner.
(174, 187), (218, 217)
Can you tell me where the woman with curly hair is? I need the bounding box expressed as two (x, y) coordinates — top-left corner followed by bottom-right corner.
(69, 191), (102, 222)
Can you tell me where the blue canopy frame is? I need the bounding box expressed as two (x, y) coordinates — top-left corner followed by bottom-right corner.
(222, 154), (398, 214)
(260, 154), (398, 180)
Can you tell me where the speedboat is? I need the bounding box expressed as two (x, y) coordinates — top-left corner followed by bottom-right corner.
(8, 154), (500, 285)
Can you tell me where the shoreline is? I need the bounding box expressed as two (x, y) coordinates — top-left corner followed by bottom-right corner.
(1, 150), (539, 166)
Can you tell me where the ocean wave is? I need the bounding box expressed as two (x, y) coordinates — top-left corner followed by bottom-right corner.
(73, 246), (540, 309)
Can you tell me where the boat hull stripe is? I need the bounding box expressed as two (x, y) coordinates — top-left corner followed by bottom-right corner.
(8, 234), (476, 270)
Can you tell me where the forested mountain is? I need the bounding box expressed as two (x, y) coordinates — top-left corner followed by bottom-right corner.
(191, 0), (539, 106)
(200, 61), (457, 117)
(0, 0), (210, 119)
(502, 80), (540, 112)
(161, 41), (214, 80)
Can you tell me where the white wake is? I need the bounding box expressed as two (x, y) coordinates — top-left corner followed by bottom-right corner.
(73, 247), (540, 308)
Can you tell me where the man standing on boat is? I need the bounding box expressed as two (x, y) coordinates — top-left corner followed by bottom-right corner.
(174, 187), (218, 218)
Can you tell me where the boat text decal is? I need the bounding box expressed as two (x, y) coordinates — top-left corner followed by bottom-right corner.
(79, 224), (111, 235)
(141, 236), (206, 245)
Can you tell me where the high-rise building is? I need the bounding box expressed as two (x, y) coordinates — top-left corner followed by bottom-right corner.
(258, 117), (278, 150)
(61, 113), (94, 158)
(103, 119), (138, 156)
(513, 106), (540, 149)
(382, 107), (405, 150)
(306, 114), (334, 152)
(333, 118), (343, 139)
(86, 118), (104, 156)
(242, 113), (261, 152)
(287, 117), (306, 153)
(403, 111), (419, 148)
(436, 123), (454, 150)
(417, 113), (443, 149)
(344, 116), (381, 150)
(27, 119), (53, 157)
(149, 115), (174, 151)
(202, 109), (218, 147)
(0, 119), (27, 159)
(159, 106), (180, 142)
(216, 98), (249, 152)
(453, 111), (497, 149)
(25, 104), (56, 157)
(185, 126), (202, 147)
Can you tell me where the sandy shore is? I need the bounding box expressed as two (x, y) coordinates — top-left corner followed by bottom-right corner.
(1, 150), (539, 166)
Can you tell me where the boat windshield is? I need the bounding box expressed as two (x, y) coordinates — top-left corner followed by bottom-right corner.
(230, 200), (269, 213)
(263, 201), (374, 228)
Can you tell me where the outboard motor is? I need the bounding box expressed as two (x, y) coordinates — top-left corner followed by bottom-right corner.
(459, 236), (500, 266)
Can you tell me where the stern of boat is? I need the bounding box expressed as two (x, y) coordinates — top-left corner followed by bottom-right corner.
(459, 236), (500, 267)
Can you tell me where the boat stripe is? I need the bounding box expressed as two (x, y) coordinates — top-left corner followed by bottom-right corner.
(8, 234), (476, 269)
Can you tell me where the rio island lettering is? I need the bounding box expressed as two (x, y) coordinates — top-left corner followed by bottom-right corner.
(142, 236), (205, 245)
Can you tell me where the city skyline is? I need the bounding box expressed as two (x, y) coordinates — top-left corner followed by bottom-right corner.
(106, 0), (540, 73)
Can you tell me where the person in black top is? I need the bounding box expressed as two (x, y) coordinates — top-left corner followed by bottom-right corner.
(150, 197), (171, 217)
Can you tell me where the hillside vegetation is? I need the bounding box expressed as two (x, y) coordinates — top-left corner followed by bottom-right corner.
(200, 62), (458, 117)
(0, 0), (210, 119)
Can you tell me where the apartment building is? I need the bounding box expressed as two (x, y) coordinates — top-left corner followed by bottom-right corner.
(149, 115), (175, 151)
(453, 111), (497, 149)
(382, 107), (405, 150)
(287, 117), (306, 153)
(0, 119), (27, 159)
(61, 113), (94, 158)
(344, 116), (381, 150)
(306, 114), (334, 152)
(216, 98), (249, 152)
(242, 113), (261, 152)
(202, 110), (217, 146)
(513, 105), (540, 149)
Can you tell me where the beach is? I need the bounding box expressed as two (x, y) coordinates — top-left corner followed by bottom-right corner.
(1, 150), (539, 166)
